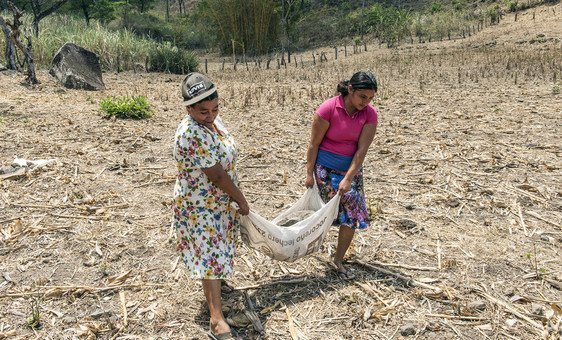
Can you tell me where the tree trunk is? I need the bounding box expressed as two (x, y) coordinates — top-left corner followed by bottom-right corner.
(178, 0), (184, 15)
(5, 2), (39, 84)
(360, 0), (365, 44)
(23, 35), (39, 85)
(0, 15), (17, 70)
(80, 0), (90, 26)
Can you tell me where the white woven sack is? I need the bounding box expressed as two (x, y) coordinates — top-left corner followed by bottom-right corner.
(239, 184), (340, 262)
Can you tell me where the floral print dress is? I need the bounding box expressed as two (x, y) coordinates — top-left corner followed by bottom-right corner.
(314, 164), (369, 230)
(172, 115), (239, 279)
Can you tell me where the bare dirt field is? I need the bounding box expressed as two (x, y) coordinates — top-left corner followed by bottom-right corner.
(1, 5), (561, 340)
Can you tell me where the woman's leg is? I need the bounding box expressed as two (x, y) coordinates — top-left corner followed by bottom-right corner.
(333, 225), (355, 274)
(202, 279), (230, 335)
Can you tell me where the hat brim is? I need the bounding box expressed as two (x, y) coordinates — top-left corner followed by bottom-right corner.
(183, 87), (217, 106)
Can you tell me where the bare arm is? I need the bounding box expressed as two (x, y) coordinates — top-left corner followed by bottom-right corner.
(305, 114), (330, 187)
(202, 164), (249, 215)
(339, 123), (377, 193)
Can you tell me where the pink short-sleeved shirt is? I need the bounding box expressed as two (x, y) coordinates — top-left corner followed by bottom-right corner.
(317, 95), (378, 156)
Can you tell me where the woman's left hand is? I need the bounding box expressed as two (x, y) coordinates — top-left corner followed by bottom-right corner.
(338, 177), (352, 194)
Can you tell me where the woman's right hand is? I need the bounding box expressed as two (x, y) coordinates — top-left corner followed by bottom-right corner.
(237, 199), (250, 216)
(304, 174), (315, 188)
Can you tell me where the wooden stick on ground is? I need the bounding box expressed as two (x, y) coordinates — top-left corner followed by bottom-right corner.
(437, 238), (442, 270)
(285, 305), (298, 340)
(369, 260), (438, 272)
(0, 283), (167, 299)
(243, 291), (264, 334)
(119, 291), (128, 326)
(517, 203), (529, 236)
(526, 211), (561, 229)
(474, 288), (543, 334)
(235, 277), (307, 290)
(425, 313), (487, 321)
(352, 260), (442, 293)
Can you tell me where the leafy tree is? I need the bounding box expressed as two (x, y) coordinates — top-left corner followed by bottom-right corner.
(128, 0), (154, 13)
(66, 0), (94, 25)
(7, 0), (68, 35)
(364, 4), (411, 47)
(90, 0), (120, 23)
(29, 0), (68, 36)
(279, 0), (304, 61)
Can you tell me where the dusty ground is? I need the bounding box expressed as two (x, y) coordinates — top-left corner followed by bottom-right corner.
(1, 4), (561, 340)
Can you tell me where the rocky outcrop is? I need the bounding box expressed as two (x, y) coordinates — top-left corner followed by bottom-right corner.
(49, 42), (105, 90)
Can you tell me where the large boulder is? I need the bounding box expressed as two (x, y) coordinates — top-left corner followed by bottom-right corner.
(49, 42), (105, 91)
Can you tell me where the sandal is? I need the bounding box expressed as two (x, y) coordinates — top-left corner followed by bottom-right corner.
(330, 261), (355, 280)
(336, 268), (355, 280)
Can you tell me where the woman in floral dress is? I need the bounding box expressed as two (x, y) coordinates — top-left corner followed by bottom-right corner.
(304, 71), (378, 280)
(172, 72), (249, 340)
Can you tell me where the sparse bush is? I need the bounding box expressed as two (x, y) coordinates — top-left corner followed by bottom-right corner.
(430, 2), (443, 14)
(26, 299), (42, 330)
(505, 0), (518, 12)
(100, 96), (152, 119)
(553, 85), (561, 95)
(487, 5), (502, 25)
(147, 44), (198, 74)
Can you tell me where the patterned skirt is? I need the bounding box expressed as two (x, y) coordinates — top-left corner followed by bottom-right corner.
(314, 164), (369, 230)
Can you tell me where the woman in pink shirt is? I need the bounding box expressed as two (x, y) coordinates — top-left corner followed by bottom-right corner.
(304, 71), (378, 279)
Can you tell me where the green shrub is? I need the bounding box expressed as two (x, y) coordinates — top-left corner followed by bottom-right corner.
(121, 11), (173, 42)
(507, 1), (518, 12)
(487, 5), (502, 25)
(148, 44), (198, 74)
(100, 96), (152, 119)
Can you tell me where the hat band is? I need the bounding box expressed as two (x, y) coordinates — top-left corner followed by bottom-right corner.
(183, 87), (217, 106)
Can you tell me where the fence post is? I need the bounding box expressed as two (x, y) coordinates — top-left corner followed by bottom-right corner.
(205, 59), (208, 73)
(334, 46), (337, 60)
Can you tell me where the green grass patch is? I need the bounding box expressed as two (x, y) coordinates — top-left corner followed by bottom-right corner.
(29, 15), (197, 73)
(100, 96), (152, 119)
(147, 43), (198, 74)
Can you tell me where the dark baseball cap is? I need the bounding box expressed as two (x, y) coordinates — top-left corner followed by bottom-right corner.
(181, 72), (217, 106)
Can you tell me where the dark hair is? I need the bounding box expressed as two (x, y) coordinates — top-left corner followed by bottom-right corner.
(188, 91), (219, 107)
(336, 71), (378, 95)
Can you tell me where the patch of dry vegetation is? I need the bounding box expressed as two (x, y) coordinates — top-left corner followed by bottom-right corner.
(0, 4), (560, 340)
